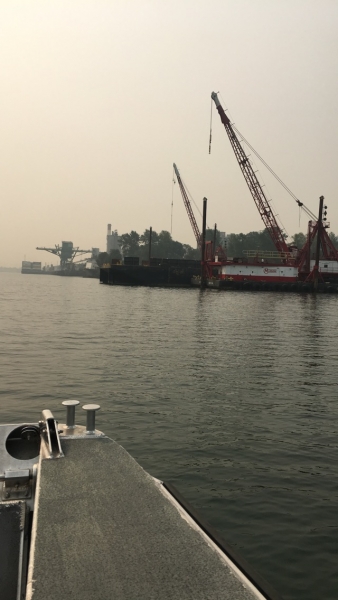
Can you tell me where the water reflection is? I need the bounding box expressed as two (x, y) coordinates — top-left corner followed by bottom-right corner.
(0, 274), (338, 600)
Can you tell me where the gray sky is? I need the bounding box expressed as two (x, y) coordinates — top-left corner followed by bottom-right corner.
(1, 0), (338, 266)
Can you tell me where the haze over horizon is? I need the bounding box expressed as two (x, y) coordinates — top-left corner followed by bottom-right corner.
(1, 0), (337, 267)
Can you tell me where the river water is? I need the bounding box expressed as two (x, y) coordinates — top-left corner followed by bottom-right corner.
(1, 272), (337, 600)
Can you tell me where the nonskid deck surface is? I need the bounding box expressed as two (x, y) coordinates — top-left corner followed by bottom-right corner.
(27, 436), (271, 600)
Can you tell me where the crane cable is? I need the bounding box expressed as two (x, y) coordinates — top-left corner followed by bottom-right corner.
(210, 99), (289, 236)
(182, 176), (210, 230)
(210, 96), (317, 222)
(209, 97), (213, 154)
(232, 125), (317, 221)
(171, 165), (175, 235)
(173, 167), (210, 230)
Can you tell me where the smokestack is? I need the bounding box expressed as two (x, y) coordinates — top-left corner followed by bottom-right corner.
(107, 224), (111, 234)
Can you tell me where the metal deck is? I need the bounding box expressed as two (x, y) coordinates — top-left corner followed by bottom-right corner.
(26, 435), (275, 600)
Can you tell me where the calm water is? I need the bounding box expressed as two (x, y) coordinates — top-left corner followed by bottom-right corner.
(1, 272), (338, 599)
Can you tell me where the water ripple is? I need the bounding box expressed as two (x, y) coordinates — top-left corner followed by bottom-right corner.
(0, 273), (338, 599)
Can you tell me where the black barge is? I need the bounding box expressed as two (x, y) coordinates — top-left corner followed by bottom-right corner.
(100, 257), (201, 287)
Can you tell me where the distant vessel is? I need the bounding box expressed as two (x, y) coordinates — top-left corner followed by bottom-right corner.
(21, 261), (45, 275)
(21, 260), (99, 278)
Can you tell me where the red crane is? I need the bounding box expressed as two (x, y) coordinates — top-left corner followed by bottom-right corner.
(173, 163), (202, 248)
(173, 162), (227, 263)
(211, 92), (290, 258)
(297, 196), (338, 279)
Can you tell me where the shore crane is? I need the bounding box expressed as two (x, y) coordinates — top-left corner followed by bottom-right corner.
(36, 241), (92, 269)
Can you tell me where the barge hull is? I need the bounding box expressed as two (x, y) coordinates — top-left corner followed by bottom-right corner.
(100, 264), (201, 287)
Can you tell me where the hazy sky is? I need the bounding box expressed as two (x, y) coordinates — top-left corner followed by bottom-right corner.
(1, 0), (338, 266)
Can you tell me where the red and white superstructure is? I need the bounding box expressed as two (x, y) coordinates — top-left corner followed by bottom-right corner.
(309, 260), (338, 275)
(219, 263), (298, 283)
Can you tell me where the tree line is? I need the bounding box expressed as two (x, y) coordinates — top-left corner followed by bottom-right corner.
(96, 228), (338, 267)
(227, 230), (338, 256)
(96, 228), (219, 266)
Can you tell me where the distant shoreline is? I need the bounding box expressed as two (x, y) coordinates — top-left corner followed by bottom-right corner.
(0, 267), (20, 272)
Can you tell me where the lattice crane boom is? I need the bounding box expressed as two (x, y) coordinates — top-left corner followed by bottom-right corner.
(173, 163), (201, 248)
(211, 92), (290, 256)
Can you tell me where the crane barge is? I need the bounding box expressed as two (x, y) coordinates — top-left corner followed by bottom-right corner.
(210, 92), (338, 286)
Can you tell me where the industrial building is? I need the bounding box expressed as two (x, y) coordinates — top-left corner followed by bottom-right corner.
(106, 224), (120, 254)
